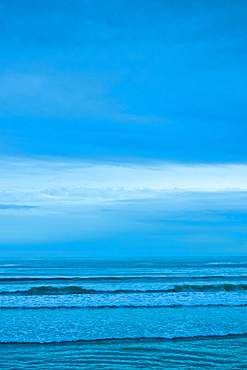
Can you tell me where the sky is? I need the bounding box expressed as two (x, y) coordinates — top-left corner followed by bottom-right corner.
(0, 0), (247, 256)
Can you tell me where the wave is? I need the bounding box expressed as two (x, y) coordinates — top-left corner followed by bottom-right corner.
(1, 332), (247, 344)
(0, 304), (247, 309)
(1, 275), (247, 283)
(1, 284), (247, 295)
(170, 284), (247, 292)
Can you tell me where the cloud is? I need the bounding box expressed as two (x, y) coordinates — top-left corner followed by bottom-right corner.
(0, 1), (247, 165)
(0, 204), (38, 210)
(1, 0), (246, 48)
(0, 1), (247, 255)
(1, 157), (247, 208)
(1, 0), (246, 124)
(0, 158), (246, 255)
(0, 71), (117, 119)
(0, 71), (169, 127)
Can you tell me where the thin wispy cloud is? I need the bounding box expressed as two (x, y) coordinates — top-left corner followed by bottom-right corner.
(0, 204), (38, 210)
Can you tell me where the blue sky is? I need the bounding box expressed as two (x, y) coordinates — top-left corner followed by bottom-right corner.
(0, 0), (247, 256)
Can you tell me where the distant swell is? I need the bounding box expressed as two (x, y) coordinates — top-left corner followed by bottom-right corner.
(2, 284), (247, 295)
(1, 276), (247, 283)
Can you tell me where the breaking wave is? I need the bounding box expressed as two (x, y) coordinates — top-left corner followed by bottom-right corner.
(1, 332), (247, 344)
(1, 284), (247, 295)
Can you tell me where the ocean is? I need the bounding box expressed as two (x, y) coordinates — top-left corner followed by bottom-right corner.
(0, 257), (246, 369)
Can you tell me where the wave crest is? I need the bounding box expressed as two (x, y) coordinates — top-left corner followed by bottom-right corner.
(1, 283), (247, 295)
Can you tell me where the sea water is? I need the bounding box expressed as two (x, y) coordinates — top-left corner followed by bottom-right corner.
(0, 257), (246, 369)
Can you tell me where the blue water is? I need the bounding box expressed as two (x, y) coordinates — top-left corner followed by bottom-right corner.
(0, 257), (246, 368)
